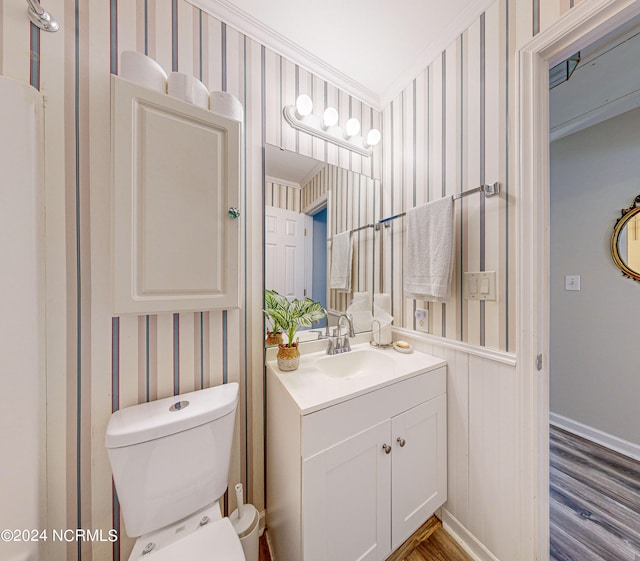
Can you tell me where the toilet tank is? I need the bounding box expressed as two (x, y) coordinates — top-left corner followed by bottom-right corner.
(105, 383), (239, 537)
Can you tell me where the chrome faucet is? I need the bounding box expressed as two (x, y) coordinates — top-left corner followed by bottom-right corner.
(310, 308), (331, 340)
(326, 313), (355, 355)
(321, 308), (331, 338)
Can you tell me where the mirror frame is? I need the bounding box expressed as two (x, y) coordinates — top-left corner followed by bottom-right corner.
(611, 194), (640, 282)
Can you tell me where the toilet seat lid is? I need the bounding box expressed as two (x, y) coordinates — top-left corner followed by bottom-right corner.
(138, 518), (245, 561)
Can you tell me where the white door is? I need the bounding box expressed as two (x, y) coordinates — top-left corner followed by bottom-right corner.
(303, 421), (392, 561)
(265, 205), (306, 299)
(391, 395), (447, 549)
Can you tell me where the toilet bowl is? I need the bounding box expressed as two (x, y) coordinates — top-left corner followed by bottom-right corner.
(105, 383), (245, 561)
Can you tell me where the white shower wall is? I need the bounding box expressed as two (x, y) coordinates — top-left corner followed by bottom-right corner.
(0, 76), (45, 561)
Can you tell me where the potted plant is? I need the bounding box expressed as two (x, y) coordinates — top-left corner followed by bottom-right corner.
(264, 289), (286, 346)
(265, 292), (325, 371)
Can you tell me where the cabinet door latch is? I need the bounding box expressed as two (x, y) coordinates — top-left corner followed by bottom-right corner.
(536, 354), (543, 371)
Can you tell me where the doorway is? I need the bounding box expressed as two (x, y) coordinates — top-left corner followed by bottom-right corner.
(548, 17), (640, 560)
(310, 207), (327, 309)
(517, 0), (640, 559)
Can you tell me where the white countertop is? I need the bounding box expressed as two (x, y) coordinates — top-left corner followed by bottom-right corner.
(267, 341), (446, 414)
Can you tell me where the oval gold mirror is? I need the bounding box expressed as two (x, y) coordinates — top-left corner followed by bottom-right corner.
(611, 194), (640, 282)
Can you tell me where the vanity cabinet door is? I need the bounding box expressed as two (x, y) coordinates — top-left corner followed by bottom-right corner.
(302, 421), (392, 561)
(111, 76), (242, 314)
(390, 394), (447, 549)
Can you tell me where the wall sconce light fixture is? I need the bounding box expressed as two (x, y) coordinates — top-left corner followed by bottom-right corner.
(283, 95), (381, 157)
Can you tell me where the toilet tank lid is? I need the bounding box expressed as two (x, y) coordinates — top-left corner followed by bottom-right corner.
(105, 382), (239, 449)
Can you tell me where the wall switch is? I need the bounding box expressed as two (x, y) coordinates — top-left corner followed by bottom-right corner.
(464, 271), (496, 301)
(415, 308), (429, 333)
(564, 275), (581, 291)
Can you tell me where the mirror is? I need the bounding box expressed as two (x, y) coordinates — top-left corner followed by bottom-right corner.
(264, 144), (380, 345)
(611, 194), (640, 282)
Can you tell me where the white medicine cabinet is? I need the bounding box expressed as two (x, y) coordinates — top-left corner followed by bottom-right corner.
(111, 76), (242, 314)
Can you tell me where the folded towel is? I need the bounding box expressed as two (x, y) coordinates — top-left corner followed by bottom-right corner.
(329, 231), (353, 292)
(404, 197), (454, 301)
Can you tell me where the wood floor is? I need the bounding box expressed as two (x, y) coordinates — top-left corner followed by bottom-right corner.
(259, 517), (472, 561)
(550, 425), (640, 561)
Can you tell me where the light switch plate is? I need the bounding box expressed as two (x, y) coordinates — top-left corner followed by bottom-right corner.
(565, 275), (581, 291)
(415, 308), (429, 333)
(464, 271), (496, 301)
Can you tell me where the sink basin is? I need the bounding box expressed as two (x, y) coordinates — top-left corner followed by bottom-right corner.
(315, 349), (395, 379)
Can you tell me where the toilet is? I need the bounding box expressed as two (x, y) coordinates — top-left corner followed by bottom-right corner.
(105, 382), (246, 560)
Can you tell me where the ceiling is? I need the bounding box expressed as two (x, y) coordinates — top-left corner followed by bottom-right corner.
(549, 14), (640, 141)
(265, 144), (326, 185)
(190, 0), (490, 108)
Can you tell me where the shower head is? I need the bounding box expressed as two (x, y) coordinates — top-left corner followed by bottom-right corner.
(26, 0), (59, 32)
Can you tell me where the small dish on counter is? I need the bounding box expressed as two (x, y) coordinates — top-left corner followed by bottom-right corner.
(393, 340), (413, 353)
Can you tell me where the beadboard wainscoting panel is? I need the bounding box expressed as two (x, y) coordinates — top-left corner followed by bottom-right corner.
(398, 330), (518, 561)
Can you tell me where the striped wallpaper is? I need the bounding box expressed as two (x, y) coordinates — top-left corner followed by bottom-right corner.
(264, 179), (301, 211)
(301, 165), (380, 312)
(0, 0), (581, 559)
(380, 4), (515, 351)
(268, 165), (379, 313)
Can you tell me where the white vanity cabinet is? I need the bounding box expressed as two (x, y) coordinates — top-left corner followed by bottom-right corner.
(267, 362), (447, 561)
(111, 76), (242, 314)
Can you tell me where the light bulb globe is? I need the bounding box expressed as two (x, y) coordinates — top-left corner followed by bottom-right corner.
(345, 118), (361, 138)
(295, 94), (313, 117)
(323, 107), (339, 128)
(366, 128), (381, 147)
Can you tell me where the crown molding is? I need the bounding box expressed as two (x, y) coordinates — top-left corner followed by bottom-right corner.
(265, 176), (301, 189)
(379, 0), (496, 107)
(187, 0), (499, 113)
(186, 0), (382, 109)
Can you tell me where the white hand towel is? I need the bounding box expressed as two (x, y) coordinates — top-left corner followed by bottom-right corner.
(404, 196), (454, 301)
(329, 231), (353, 292)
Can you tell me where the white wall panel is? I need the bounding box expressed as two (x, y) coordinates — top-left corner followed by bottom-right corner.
(404, 330), (518, 561)
(484, 4), (502, 350)
(463, 20), (482, 346)
(207, 17), (223, 92)
(156, 313), (175, 400)
(445, 39), (462, 341)
(297, 67), (313, 157)
(429, 56), (444, 336)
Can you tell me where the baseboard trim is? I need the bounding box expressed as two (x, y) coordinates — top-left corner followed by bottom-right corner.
(440, 509), (500, 561)
(550, 412), (640, 462)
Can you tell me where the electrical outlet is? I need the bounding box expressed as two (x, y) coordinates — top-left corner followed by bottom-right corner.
(415, 308), (429, 333)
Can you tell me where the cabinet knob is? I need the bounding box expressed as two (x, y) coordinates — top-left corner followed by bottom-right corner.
(228, 207), (240, 219)
(396, 437), (406, 447)
(382, 443), (391, 454)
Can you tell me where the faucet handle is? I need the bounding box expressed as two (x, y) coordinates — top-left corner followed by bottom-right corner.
(326, 337), (334, 355)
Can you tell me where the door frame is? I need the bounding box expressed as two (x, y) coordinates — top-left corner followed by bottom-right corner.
(516, 0), (640, 558)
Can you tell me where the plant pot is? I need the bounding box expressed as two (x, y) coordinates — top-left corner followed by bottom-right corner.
(277, 343), (300, 372)
(266, 331), (283, 346)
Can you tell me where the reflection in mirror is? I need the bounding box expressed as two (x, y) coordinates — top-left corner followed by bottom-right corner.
(264, 144), (380, 345)
(611, 194), (640, 282)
